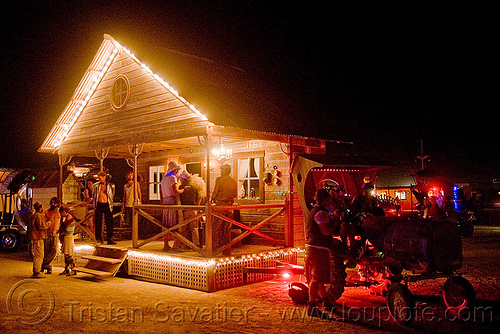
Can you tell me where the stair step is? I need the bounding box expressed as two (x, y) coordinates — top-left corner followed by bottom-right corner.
(96, 245), (128, 251)
(73, 267), (112, 278)
(81, 255), (122, 264)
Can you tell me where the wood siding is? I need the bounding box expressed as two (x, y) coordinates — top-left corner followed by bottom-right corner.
(135, 139), (304, 246)
(58, 52), (208, 155)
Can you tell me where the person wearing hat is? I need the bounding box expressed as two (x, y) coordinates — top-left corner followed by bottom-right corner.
(160, 161), (187, 251)
(352, 182), (379, 216)
(92, 171), (116, 244)
(211, 164), (237, 254)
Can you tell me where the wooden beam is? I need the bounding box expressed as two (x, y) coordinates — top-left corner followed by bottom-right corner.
(205, 126), (213, 255)
(57, 122), (209, 156)
(211, 126), (288, 143)
(286, 139), (294, 247)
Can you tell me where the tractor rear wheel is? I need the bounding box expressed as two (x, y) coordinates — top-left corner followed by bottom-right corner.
(326, 250), (347, 302)
(443, 276), (475, 317)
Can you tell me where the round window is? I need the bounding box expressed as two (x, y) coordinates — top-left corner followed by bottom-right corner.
(110, 75), (130, 110)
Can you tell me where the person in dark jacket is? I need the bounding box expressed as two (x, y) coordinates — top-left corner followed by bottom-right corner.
(305, 189), (342, 318)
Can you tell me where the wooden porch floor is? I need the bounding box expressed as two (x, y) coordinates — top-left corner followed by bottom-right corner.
(75, 239), (296, 259)
(68, 239), (304, 291)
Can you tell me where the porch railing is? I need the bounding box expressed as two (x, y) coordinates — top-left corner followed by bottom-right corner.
(134, 203), (289, 256)
(71, 202), (290, 257)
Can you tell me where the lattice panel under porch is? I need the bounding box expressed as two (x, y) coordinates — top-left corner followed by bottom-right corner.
(127, 250), (214, 291)
(214, 248), (300, 290)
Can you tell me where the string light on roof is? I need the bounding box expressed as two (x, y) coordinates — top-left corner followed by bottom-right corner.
(52, 46), (119, 148)
(118, 40), (208, 121)
(49, 37), (209, 149)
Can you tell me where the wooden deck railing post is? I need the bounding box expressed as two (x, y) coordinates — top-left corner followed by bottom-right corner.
(286, 144), (295, 247)
(284, 198), (292, 247)
(58, 155), (72, 200)
(130, 144), (143, 248)
(286, 162), (294, 247)
(205, 126), (213, 256)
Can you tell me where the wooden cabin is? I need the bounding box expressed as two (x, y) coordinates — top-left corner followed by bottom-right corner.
(38, 34), (381, 291)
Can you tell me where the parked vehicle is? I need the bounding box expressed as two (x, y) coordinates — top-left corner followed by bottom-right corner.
(0, 169), (35, 251)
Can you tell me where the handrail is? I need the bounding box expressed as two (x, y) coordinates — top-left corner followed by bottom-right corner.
(135, 204), (205, 210)
(134, 203), (286, 210)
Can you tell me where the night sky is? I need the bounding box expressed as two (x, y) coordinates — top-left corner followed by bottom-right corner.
(0, 1), (498, 184)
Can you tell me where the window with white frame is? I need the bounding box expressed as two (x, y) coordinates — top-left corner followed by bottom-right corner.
(236, 156), (263, 200)
(149, 165), (164, 200)
(395, 191), (407, 200)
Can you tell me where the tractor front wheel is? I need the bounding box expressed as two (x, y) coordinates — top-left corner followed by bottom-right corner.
(387, 283), (415, 324)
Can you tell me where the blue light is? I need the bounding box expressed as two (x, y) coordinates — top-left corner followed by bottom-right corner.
(453, 185), (459, 211)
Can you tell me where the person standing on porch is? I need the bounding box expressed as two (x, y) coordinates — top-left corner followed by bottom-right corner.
(160, 161), (186, 251)
(211, 164), (237, 255)
(92, 171), (116, 244)
(122, 171), (142, 226)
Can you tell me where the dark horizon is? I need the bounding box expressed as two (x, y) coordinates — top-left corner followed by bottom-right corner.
(1, 2), (497, 184)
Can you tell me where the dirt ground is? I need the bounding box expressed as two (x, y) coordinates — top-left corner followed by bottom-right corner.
(1, 224), (499, 334)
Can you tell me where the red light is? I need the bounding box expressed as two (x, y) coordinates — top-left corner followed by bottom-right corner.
(282, 273), (291, 279)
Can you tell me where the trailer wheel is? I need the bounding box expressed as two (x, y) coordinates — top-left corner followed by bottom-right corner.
(0, 229), (22, 252)
(326, 251), (347, 302)
(443, 276), (475, 316)
(387, 283), (415, 324)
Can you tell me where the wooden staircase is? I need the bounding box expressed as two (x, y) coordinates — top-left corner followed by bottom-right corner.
(73, 245), (128, 278)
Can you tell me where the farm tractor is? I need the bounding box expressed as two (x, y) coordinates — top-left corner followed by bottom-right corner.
(285, 154), (475, 324)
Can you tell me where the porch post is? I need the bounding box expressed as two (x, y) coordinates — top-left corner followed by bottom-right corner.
(205, 126), (213, 256)
(132, 154), (139, 248)
(127, 144), (143, 248)
(285, 137), (294, 247)
(132, 145), (139, 248)
(95, 148), (109, 172)
(58, 156), (63, 200)
(58, 155), (72, 201)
